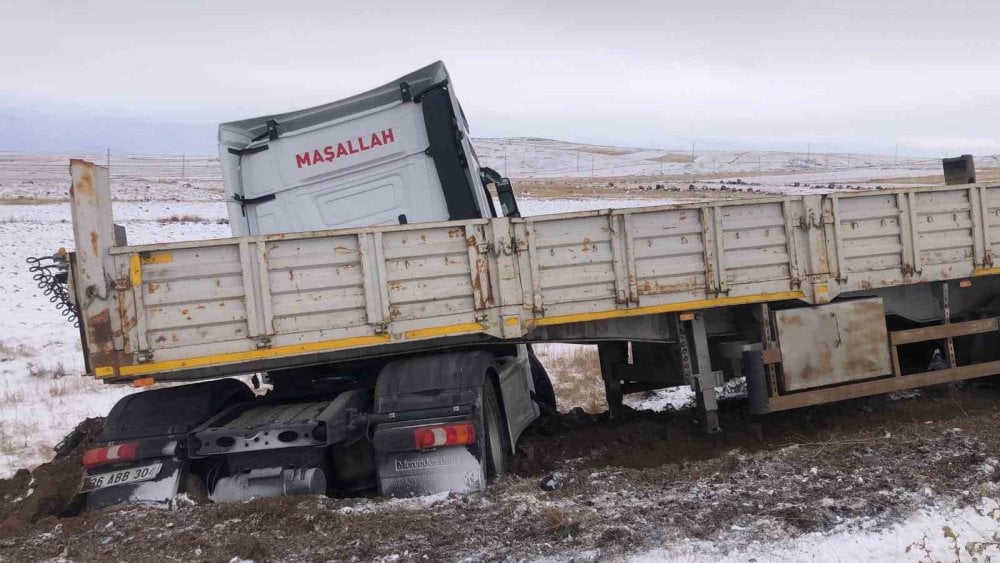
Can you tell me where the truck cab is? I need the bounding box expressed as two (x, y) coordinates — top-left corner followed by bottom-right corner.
(218, 60), (517, 236)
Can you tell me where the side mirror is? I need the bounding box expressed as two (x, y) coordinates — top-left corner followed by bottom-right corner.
(495, 178), (520, 218)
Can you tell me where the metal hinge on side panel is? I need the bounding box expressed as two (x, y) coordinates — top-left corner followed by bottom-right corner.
(136, 350), (153, 363)
(510, 237), (527, 253)
(476, 241), (493, 254)
(255, 336), (272, 349)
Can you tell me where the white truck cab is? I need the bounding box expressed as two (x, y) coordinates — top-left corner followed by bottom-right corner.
(218, 61), (516, 236)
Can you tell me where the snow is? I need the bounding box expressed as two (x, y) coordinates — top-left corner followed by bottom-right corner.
(624, 387), (695, 412)
(474, 138), (1000, 186)
(635, 498), (1000, 562)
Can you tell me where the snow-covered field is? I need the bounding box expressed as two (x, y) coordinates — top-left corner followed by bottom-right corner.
(2, 147), (999, 561)
(475, 137), (1000, 186)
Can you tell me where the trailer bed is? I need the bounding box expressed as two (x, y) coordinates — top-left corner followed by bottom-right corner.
(68, 160), (1000, 383)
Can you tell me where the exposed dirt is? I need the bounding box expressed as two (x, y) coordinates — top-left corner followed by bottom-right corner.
(0, 418), (102, 534)
(2, 387), (1000, 562)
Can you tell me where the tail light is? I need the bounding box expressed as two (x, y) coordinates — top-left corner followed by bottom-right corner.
(413, 422), (476, 450)
(83, 442), (139, 468)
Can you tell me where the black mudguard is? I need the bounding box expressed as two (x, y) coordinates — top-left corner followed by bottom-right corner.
(100, 378), (254, 442)
(373, 350), (495, 414)
(372, 351), (497, 496)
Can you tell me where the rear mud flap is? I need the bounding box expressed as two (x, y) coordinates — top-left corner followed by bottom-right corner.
(376, 446), (484, 497)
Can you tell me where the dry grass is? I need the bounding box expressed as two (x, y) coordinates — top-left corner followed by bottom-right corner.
(0, 196), (66, 205)
(646, 153), (695, 164)
(1, 389), (25, 405)
(28, 363), (67, 379)
(47, 380), (72, 397)
(0, 341), (36, 358)
(866, 168), (1000, 186)
(533, 344), (607, 413)
(0, 420), (44, 456)
(572, 145), (639, 157)
(158, 214), (210, 224)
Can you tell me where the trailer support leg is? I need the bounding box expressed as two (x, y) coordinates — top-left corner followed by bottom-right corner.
(679, 313), (724, 433)
(598, 342), (627, 418)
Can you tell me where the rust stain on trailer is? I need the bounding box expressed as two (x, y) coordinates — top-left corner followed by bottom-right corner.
(87, 310), (114, 352)
(90, 231), (99, 257)
(471, 259), (495, 309)
(448, 228), (463, 239)
(147, 283), (160, 294)
(638, 278), (701, 295)
(74, 165), (94, 197)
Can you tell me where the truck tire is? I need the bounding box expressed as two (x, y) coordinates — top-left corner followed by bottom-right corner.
(482, 382), (509, 481)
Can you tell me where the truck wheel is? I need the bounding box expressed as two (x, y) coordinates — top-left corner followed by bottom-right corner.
(482, 382), (509, 481)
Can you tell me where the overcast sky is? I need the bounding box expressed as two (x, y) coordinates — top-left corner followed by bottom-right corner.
(1, 0), (999, 157)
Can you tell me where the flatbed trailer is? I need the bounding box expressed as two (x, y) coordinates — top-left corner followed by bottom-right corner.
(70, 159), (1000, 423)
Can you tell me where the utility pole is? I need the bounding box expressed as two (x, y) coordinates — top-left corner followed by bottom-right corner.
(182, 154), (186, 180)
(894, 143), (899, 164)
(577, 150), (580, 172)
(807, 142), (811, 162)
(106, 148), (110, 167)
(503, 149), (507, 177)
(591, 155), (595, 178)
(690, 140), (695, 162)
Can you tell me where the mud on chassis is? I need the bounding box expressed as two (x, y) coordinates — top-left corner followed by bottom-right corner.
(595, 278), (1000, 432)
(81, 344), (549, 509)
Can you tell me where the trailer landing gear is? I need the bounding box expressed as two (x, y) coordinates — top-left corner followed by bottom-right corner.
(679, 313), (724, 433)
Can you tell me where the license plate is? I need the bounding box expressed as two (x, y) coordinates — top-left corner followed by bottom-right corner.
(82, 462), (163, 492)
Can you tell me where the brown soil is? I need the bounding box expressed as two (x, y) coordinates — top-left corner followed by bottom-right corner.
(0, 418), (102, 534)
(1, 387), (999, 561)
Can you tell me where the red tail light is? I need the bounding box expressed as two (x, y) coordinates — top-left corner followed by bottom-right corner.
(83, 442), (139, 468)
(413, 422), (476, 450)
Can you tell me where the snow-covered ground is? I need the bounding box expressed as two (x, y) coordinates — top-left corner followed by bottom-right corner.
(474, 137), (1000, 185)
(638, 498), (1000, 562)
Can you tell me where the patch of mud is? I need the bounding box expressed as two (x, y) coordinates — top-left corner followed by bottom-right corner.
(0, 418), (101, 534)
(1, 388), (999, 561)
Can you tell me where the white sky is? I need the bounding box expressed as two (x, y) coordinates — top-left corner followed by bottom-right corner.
(1, 0), (999, 156)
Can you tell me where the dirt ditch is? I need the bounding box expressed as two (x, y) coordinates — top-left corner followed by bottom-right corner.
(1, 385), (999, 561)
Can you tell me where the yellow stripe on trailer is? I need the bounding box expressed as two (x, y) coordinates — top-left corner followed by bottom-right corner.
(94, 333), (392, 379)
(532, 291), (806, 327)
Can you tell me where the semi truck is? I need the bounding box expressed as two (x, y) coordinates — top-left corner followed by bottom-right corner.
(44, 62), (1000, 510)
